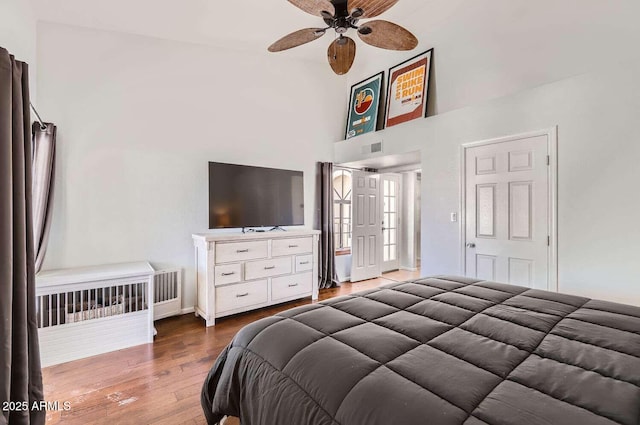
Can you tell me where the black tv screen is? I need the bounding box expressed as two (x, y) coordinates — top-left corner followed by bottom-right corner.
(209, 162), (304, 229)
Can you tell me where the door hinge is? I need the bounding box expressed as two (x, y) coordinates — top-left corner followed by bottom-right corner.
(546, 155), (550, 166)
(547, 236), (550, 246)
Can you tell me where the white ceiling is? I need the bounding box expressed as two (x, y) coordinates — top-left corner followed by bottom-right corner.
(31, 0), (421, 61)
(31, 0), (640, 59)
(32, 0), (640, 109)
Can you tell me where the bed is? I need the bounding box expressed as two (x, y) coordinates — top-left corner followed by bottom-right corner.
(201, 276), (640, 425)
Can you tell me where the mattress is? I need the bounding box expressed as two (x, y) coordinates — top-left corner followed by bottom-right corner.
(201, 276), (640, 425)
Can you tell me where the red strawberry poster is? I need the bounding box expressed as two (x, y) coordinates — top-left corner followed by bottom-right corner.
(345, 72), (383, 139)
(385, 49), (433, 128)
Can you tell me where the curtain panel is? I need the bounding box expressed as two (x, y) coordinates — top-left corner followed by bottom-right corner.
(0, 47), (45, 425)
(317, 162), (338, 289)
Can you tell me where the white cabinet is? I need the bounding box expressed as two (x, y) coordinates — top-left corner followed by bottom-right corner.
(193, 230), (320, 326)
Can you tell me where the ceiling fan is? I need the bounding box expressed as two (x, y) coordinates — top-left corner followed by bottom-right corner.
(268, 0), (418, 75)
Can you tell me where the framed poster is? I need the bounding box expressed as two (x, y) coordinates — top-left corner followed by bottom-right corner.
(345, 72), (383, 139)
(384, 49), (433, 128)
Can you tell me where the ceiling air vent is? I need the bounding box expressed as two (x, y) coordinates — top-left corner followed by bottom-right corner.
(361, 141), (383, 154)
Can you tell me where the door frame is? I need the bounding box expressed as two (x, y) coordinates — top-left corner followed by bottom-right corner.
(459, 127), (558, 291)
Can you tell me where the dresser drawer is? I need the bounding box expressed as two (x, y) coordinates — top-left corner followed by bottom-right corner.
(214, 263), (242, 286)
(215, 280), (268, 313)
(295, 255), (313, 272)
(215, 240), (268, 264)
(245, 257), (292, 280)
(272, 237), (313, 257)
(271, 273), (313, 302)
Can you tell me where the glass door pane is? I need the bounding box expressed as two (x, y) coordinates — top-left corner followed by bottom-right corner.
(383, 179), (398, 262)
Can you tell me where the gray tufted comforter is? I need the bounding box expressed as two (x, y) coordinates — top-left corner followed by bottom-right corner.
(202, 276), (640, 425)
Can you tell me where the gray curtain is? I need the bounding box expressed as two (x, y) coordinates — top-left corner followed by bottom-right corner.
(32, 122), (56, 273)
(318, 162), (338, 289)
(0, 47), (45, 425)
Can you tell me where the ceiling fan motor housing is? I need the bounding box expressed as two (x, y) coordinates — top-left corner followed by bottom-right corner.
(336, 17), (349, 33)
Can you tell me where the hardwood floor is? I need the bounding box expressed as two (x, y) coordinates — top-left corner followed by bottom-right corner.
(42, 269), (420, 424)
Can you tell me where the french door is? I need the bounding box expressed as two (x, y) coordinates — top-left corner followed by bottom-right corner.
(381, 174), (400, 272)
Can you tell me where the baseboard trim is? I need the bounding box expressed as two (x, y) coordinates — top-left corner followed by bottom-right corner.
(400, 267), (418, 272)
(181, 307), (195, 315)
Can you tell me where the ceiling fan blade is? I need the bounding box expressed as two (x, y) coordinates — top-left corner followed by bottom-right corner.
(288, 0), (335, 17)
(348, 0), (398, 18)
(357, 20), (418, 50)
(268, 28), (326, 52)
(327, 36), (356, 75)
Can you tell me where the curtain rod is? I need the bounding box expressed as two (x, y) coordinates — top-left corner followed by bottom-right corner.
(30, 102), (47, 130)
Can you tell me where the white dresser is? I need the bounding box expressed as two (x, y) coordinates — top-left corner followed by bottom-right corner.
(192, 230), (320, 326)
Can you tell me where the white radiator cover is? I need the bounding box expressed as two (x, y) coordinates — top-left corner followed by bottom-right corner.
(36, 262), (155, 367)
(153, 268), (182, 320)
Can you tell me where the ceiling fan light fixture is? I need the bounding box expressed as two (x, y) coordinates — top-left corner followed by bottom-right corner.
(321, 10), (334, 20)
(351, 7), (364, 18)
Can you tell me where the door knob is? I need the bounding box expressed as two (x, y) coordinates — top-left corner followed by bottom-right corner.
(466, 243), (476, 248)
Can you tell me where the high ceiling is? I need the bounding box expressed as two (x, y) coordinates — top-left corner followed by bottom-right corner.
(32, 0), (640, 110)
(32, 0), (637, 60)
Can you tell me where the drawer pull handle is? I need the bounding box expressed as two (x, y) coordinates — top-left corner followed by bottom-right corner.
(264, 266), (276, 270)
(236, 293), (249, 298)
(236, 249), (249, 253)
(221, 272), (235, 276)
(288, 245), (299, 248)
(299, 261), (310, 265)
(288, 283), (299, 288)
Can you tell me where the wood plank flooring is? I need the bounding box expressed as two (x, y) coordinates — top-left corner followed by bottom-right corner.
(42, 270), (420, 424)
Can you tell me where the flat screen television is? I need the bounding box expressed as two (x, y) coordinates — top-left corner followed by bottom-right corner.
(208, 162), (304, 229)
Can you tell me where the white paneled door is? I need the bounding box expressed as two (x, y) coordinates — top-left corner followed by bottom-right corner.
(381, 174), (401, 273)
(465, 133), (552, 289)
(351, 172), (382, 282)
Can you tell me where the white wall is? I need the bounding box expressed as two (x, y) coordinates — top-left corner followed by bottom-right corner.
(0, 0), (36, 93)
(335, 60), (640, 306)
(37, 22), (344, 309)
(335, 255), (351, 283)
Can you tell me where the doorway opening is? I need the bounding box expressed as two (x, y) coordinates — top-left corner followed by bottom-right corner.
(333, 151), (422, 283)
